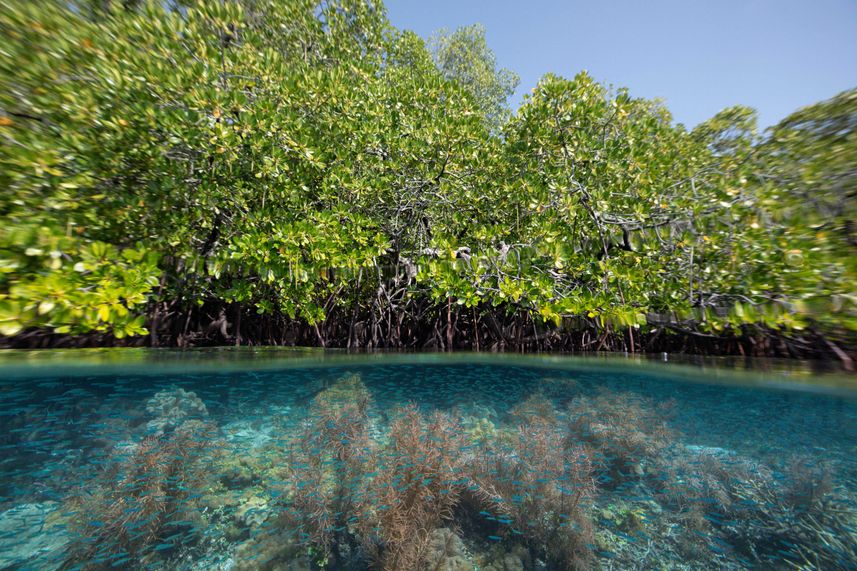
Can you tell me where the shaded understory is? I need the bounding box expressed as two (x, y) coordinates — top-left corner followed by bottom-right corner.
(3, 300), (855, 366)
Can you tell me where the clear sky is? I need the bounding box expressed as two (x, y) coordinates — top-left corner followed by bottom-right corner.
(385, 0), (857, 129)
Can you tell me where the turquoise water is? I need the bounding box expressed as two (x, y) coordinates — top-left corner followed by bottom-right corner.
(0, 350), (855, 570)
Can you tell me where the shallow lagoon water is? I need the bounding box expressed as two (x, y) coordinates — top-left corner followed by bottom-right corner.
(0, 350), (855, 570)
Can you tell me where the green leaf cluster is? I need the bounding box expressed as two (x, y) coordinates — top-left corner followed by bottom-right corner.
(0, 0), (854, 343)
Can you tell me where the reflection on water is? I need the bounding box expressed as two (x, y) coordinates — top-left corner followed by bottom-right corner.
(0, 353), (855, 570)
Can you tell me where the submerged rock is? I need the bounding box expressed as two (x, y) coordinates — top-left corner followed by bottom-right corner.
(0, 502), (70, 570)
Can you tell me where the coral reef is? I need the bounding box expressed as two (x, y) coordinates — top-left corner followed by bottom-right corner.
(64, 419), (219, 569)
(465, 418), (597, 570)
(506, 392), (558, 425)
(216, 374), (856, 571)
(231, 528), (310, 571)
(567, 389), (675, 484)
(358, 405), (469, 570)
(286, 373), (376, 567)
(144, 387), (209, 436)
(662, 451), (857, 568)
(478, 543), (530, 571)
(7, 369), (851, 571)
(421, 528), (474, 571)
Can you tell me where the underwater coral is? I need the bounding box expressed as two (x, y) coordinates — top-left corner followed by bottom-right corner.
(287, 373), (376, 567)
(64, 418), (219, 569)
(465, 415), (597, 570)
(2, 369), (853, 571)
(566, 390), (676, 485)
(357, 405), (469, 570)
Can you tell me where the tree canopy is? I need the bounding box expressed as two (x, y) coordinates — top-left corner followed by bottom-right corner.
(1, 0), (854, 357)
(429, 23), (519, 132)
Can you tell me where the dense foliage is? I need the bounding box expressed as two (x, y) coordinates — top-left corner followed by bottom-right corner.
(1, 0), (855, 357)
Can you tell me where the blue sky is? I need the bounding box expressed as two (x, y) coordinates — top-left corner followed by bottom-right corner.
(385, 0), (857, 129)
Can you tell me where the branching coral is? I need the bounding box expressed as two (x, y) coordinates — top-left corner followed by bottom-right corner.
(506, 392), (558, 425)
(566, 390), (675, 484)
(357, 405), (469, 571)
(285, 373), (376, 566)
(65, 420), (218, 569)
(465, 418), (597, 570)
(662, 451), (857, 568)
